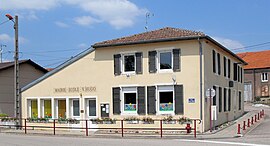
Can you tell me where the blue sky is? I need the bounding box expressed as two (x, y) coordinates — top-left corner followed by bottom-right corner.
(0, 0), (270, 68)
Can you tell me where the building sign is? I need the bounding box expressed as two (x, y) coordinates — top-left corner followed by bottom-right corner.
(54, 86), (96, 93)
(188, 98), (195, 103)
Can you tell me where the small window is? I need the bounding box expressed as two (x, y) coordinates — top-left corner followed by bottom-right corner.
(159, 91), (174, 111)
(124, 93), (137, 112)
(73, 100), (80, 117)
(261, 73), (268, 82)
(217, 53), (221, 75)
(123, 55), (135, 72)
(159, 51), (172, 70)
(224, 57), (227, 77)
(212, 50), (216, 73)
(89, 99), (96, 116)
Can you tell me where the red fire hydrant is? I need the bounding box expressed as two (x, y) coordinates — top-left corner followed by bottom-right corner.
(186, 123), (192, 133)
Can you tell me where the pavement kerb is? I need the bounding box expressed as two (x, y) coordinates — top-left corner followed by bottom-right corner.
(242, 114), (266, 136)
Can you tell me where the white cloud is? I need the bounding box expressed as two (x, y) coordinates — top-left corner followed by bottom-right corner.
(0, 0), (61, 10)
(77, 43), (88, 49)
(55, 21), (70, 28)
(74, 16), (101, 26)
(66, 0), (147, 29)
(213, 37), (245, 51)
(19, 37), (28, 44)
(0, 34), (12, 42)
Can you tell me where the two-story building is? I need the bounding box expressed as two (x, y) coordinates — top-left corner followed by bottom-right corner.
(237, 50), (270, 102)
(21, 27), (246, 132)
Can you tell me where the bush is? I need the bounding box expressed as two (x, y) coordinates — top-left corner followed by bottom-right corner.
(0, 113), (8, 117)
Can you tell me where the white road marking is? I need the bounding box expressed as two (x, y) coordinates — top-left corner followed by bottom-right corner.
(177, 139), (270, 146)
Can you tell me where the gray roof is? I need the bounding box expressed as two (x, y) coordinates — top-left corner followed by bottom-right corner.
(21, 48), (94, 92)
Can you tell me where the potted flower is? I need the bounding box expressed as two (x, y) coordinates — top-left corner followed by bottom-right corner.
(124, 117), (140, 124)
(142, 117), (154, 124)
(178, 117), (192, 124)
(162, 116), (176, 124)
(91, 118), (102, 124)
(102, 118), (116, 124)
(67, 118), (79, 124)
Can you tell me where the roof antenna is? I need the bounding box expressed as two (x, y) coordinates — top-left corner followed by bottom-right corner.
(145, 12), (154, 32)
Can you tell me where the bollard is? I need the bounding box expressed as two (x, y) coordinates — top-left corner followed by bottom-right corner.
(194, 120), (196, 138)
(258, 113), (260, 120)
(85, 120), (88, 136)
(262, 109), (265, 116)
(237, 124), (241, 134)
(255, 115), (257, 122)
(121, 120), (124, 137)
(24, 119), (27, 134)
(160, 120), (163, 138)
(251, 117), (254, 125)
(243, 121), (246, 130)
(247, 119), (250, 127)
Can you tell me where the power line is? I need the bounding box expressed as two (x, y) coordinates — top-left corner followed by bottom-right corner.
(231, 41), (270, 50)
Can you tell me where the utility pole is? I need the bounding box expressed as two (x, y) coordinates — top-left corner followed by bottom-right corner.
(0, 44), (6, 63)
(14, 15), (20, 129)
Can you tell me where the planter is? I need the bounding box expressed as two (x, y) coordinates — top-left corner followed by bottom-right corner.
(126, 120), (139, 124)
(102, 121), (115, 124)
(163, 120), (176, 124)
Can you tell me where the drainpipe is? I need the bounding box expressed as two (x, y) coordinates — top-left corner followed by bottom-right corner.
(253, 69), (256, 101)
(198, 38), (203, 132)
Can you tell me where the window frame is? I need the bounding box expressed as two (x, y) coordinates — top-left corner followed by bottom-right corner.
(261, 72), (268, 82)
(71, 99), (80, 118)
(157, 86), (174, 115)
(157, 50), (173, 73)
(121, 87), (138, 115)
(122, 53), (136, 74)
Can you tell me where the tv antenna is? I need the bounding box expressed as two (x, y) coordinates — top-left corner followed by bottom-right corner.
(0, 44), (6, 63)
(145, 12), (154, 31)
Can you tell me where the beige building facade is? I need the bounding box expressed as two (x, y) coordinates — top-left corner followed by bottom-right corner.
(21, 28), (246, 132)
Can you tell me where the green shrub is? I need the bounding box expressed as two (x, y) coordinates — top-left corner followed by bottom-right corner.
(0, 113), (8, 117)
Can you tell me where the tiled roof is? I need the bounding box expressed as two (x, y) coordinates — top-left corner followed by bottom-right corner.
(237, 50), (270, 69)
(93, 27), (205, 47)
(0, 59), (48, 73)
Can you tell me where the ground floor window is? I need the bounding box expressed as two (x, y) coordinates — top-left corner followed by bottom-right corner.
(72, 100), (80, 117)
(121, 87), (137, 114)
(58, 100), (66, 118)
(44, 100), (51, 118)
(87, 99), (96, 117)
(157, 86), (174, 114)
(31, 100), (38, 118)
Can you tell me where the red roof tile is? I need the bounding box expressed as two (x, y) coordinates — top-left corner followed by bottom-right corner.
(93, 27), (205, 47)
(237, 50), (270, 69)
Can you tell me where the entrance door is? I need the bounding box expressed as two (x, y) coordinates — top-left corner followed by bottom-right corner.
(244, 83), (252, 102)
(100, 104), (109, 118)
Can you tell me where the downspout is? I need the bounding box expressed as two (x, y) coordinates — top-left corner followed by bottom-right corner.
(198, 38), (203, 131)
(253, 69), (256, 101)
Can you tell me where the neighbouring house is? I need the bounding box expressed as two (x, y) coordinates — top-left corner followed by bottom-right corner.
(21, 27), (246, 132)
(237, 50), (270, 102)
(0, 59), (48, 117)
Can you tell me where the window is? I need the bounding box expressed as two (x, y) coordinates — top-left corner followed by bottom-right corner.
(72, 100), (80, 117)
(239, 91), (242, 110)
(228, 89), (231, 111)
(233, 63), (238, 81)
(213, 86), (217, 106)
(58, 100), (66, 118)
(89, 99), (96, 116)
(123, 54), (135, 73)
(31, 100), (38, 118)
(159, 51), (172, 70)
(217, 53), (221, 75)
(212, 50), (216, 73)
(122, 87), (137, 114)
(261, 73), (268, 82)
(224, 57), (227, 77)
(44, 100), (51, 118)
(124, 93), (137, 111)
(157, 86), (174, 114)
(224, 88), (227, 112)
(219, 87), (222, 112)
(228, 59), (231, 79)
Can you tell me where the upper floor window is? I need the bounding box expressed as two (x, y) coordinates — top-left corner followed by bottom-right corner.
(159, 51), (172, 71)
(123, 54), (135, 73)
(261, 73), (268, 82)
(114, 52), (142, 76)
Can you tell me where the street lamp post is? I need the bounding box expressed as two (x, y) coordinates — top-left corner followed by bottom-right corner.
(5, 14), (20, 128)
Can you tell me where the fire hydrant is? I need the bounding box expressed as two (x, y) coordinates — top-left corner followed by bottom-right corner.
(186, 123), (192, 133)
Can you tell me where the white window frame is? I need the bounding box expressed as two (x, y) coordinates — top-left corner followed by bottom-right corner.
(71, 99), (80, 118)
(121, 53), (136, 74)
(157, 85), (174, 115)
(261, 73), (268, 82)
(121, 87), (138, 115)
(157, 50), (173, 73)
(86, 97), (98, 119)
